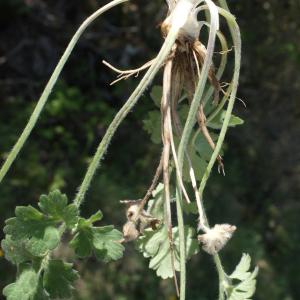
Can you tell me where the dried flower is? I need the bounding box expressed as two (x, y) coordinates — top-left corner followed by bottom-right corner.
(120, 199), (160, 242)
(198, 224), (236, 255)
(122, 221), (140, 242)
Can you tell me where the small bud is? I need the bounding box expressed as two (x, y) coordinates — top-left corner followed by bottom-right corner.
(120, 199), (142, 221)
(122, 221), (140, 242)
(198, 224), (236, 255)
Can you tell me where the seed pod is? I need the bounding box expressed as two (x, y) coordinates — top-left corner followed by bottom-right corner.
(120, 199), (142, 221)
(122, 221), (140, 242)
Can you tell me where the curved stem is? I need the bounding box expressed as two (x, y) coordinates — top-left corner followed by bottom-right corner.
(0, 0), (128, 183)
(198, 9), (241, 202)
(175, 2), (219, 300)
(218, 0), (230, 11)
(202, 27), (229, 106)
(74, 0), (195, 208)
(197, 7), (242, 300)
(177, 0), (219, 169)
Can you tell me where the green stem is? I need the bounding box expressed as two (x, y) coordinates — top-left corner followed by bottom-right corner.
(175, 2), (219, 299)
(214, 255), (226, 300)
(198, 10), (241, 201)
(73, 0), (194, 207)
(0, 0), (127, 183)
(197, 6), (241, 300)
(174, 187), (186, 299)
(218, 0), (230, 11)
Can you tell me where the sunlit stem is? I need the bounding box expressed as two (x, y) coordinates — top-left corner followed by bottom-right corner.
(74, 0), (194, 208)
(0, 0), (128, 183)
(175, 2), (219, 300)
(197, 6), (242, 300)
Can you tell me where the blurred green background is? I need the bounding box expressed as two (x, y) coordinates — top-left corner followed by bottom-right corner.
(0, 0), (299, 299)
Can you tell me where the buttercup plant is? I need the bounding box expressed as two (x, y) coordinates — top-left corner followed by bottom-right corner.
(0, 0), (258, 299)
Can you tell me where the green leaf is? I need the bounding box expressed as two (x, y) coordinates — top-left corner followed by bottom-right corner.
(143, 110), (161, 144)
(3, 268), (39, 300)
(182, 201), (198, 215)
(38, 190), (68, 217)
(230, 253), (252, 280)
(33, 281), (50, 300)
(138, 225), (199, 279)
(208, 110), (244, 129)
(147, 183), (164, 220)
(25, 226), (60, 257)
(150, 85), (162, 107)
(1, 236), (30, 265)
(38, 190), (79, 229)
(182, 148), (207, 182)
(63, 204), (79, 229)
(16, 206), (44, 221)
(70, 216), (124, 262)
(4, 209), (60, 257)
(226, 253), (259, 300)
(69, 227), (93, 258)
(92, 226), (124, 262)
(87, 210), (103, 225)
(43, 259), (78, 299)
(194, 132), (221, 162)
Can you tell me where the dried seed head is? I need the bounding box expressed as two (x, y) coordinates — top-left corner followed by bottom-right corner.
(122, 221), (140, 242)
(198, 224), (236, 255)
(120, 199), (160, 234)
(161, 1), (204, 43)
(120, 199), (142, 221)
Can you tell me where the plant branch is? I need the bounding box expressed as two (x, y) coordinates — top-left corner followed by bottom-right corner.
(74, 0), (195, 208)
(175, 2), (219, 298)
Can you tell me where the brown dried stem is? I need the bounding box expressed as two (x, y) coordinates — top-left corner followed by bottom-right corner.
(161, 58), (179, 297)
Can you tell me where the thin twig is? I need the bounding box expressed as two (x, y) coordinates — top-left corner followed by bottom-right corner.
(171, 106), (209, 232)
(162, 58), (180, 297)
(102, 59), (155, 85)
(138, 151), (163, 213)
(198, 104), (225, 175)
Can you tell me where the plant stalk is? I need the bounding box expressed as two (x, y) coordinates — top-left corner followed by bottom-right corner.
(175, 2), (219, 298)
(74, 0), (194, 208)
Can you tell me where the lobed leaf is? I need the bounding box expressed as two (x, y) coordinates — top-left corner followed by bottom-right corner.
(1, 236), (30, 265)
(150, 85), (162, 108)
(137, 225), (199, 279)
(3, 268), (39, 300)
(147, 183), (165, 220)
(226, 253), (259, 300)
(143, 110), (161, 144)
(38, 190), (79, 229)
(230, 253), (252, 281)
(182, 148), (207, 183)
(70, 215), (124, 262)
(43, 259), (78, 299)
(208, 110), (244, 129)
(92, 226), (124, 262)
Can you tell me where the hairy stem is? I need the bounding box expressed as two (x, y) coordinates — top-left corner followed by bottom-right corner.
(197, 6), (242, 300)
(74, 0), (194, 207)
(0, 0), (128, 183)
